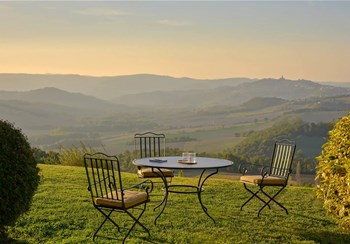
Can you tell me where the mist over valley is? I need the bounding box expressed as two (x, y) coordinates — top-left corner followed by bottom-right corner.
(0, 73), (349, 160)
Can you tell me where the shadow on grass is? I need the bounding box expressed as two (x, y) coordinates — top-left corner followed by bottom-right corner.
(293, 213), (336, 226)
(0, 236), (29, 244)
(294, 213), (350, 243)
(300, 230), (350, 244)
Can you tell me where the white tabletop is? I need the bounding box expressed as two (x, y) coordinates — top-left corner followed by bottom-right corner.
(133, 156), (233, 170)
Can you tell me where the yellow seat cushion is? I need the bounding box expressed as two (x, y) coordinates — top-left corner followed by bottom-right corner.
(240, 175), (287, 186)
(95, 190), (148, 209)
(138, 167), (174, 178)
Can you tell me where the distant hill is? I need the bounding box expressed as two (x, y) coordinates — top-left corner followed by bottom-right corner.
(0, 73), (255, 99)
(0, 87), (132, 130)
(112, 78), (350, 108)
(2, 73), (348, 106)
(0, 84), (349, 151)
(0, 87), (126, 111)
(1, 75), (350, 143)
(238, 97), (288, 111)
(236, 78), (347, 100)
(0, 99), (86, 129)
(319, 82), (350, 88)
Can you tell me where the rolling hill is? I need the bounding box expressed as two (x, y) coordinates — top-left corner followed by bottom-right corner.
(1, 75), (350, 153)
(0, 73), (255, 99)
(0, 87), (125, 110)
(1, 78), (349, 132)
(0, 87), (133, 131)
(112, 77), (350, 108)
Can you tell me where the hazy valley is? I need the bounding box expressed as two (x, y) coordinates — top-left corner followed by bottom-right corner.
(0, 73), (349, 161)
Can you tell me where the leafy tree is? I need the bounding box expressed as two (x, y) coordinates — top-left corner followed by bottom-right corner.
(116, 150), (137, 172)
(231, 118), (304, 161)
(44, 151), (61, 165)
(316, 112), (350, 229)
(230, 118), (329, 174)
(0, 120), (40, 238)
(32, 148), (60, 165)
(32, 147), (47, 164)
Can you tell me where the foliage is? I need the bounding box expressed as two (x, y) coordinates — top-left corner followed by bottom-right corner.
(59, 143), (96, 167)
(33, 148), (60, 165)
(115, 150), (136, 172)
(32, 147), (47, 164)
(166, 136), (197, 142)
(0, 120), (40, 236)
(230, 118), (330, 173)
(6, 164), (350, 243)
(31, 118), (330, 175)
(316, 112), (350, 229)
(43, 151), (61, 165)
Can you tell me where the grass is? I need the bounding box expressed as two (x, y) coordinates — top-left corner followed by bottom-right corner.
(6, 164), (350, 243)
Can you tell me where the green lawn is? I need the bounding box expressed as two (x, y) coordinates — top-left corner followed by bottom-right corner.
(6, 164), (350, 243)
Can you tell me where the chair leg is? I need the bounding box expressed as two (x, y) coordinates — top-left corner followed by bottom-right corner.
(240, 183), (271, 211)
(259, 186), (288, 216)
(123, 203), (150, 243)
(93, 209), (120, 241)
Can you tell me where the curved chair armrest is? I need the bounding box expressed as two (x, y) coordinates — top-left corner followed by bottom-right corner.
(258, 166), (270, 185)
(260, 166), (270, 178)
(124, 179), (154, 194)
(238, 162), (248, 175)
(239, 162), (267, 175)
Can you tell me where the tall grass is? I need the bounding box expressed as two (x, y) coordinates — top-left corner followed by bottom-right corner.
(6, 164), (350, 243)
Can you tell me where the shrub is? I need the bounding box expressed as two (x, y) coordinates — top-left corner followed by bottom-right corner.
(316, 113), (350, 229)
(33, 148), (61, 165)
(43, 151), (61, 165)
(32, 147), (47, 164)
(0, 120), (40, 236)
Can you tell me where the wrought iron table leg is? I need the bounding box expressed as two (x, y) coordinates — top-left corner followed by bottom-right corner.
(151, 167), (221, 224)
(154, 190), (168, 225)
(197, 169), (218, 223)
(151, 168), (169, 225)
(153, 190), (167, 211)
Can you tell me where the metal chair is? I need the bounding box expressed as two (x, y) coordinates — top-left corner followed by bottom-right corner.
(84, 152), (152, 243)
(239, 140), (296, 217)
(134, 132), (174, 185)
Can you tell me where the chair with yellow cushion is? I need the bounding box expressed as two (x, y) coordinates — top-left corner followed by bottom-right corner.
(84, 152), (152, 243)
(134, 132), (174, 185)
(239, 140), (296, 217)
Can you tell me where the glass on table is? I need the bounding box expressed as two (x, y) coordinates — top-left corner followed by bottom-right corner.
(182, 152), (196, 163)
(188, 152), (196, 163)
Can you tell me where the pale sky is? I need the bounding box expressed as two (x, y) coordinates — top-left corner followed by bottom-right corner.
(1, 1), (350, 82)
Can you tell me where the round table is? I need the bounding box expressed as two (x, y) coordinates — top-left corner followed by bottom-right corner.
(133, 156), (233, 224)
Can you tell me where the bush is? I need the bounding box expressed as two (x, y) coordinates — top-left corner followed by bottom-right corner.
(316, 113), (350, 229)
(0, 120), (40, 236)
(43, 151), (61, 165)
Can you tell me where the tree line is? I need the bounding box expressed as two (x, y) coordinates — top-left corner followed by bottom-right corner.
(33, 118), (331, 174)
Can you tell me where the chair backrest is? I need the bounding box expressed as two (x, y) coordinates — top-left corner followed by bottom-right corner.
(134, 132), (165, 159)
(269, 140), (296, 179)
(84, 152), (124, 205)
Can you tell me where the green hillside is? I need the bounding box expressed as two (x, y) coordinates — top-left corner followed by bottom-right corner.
(5, 164), (350, 243)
